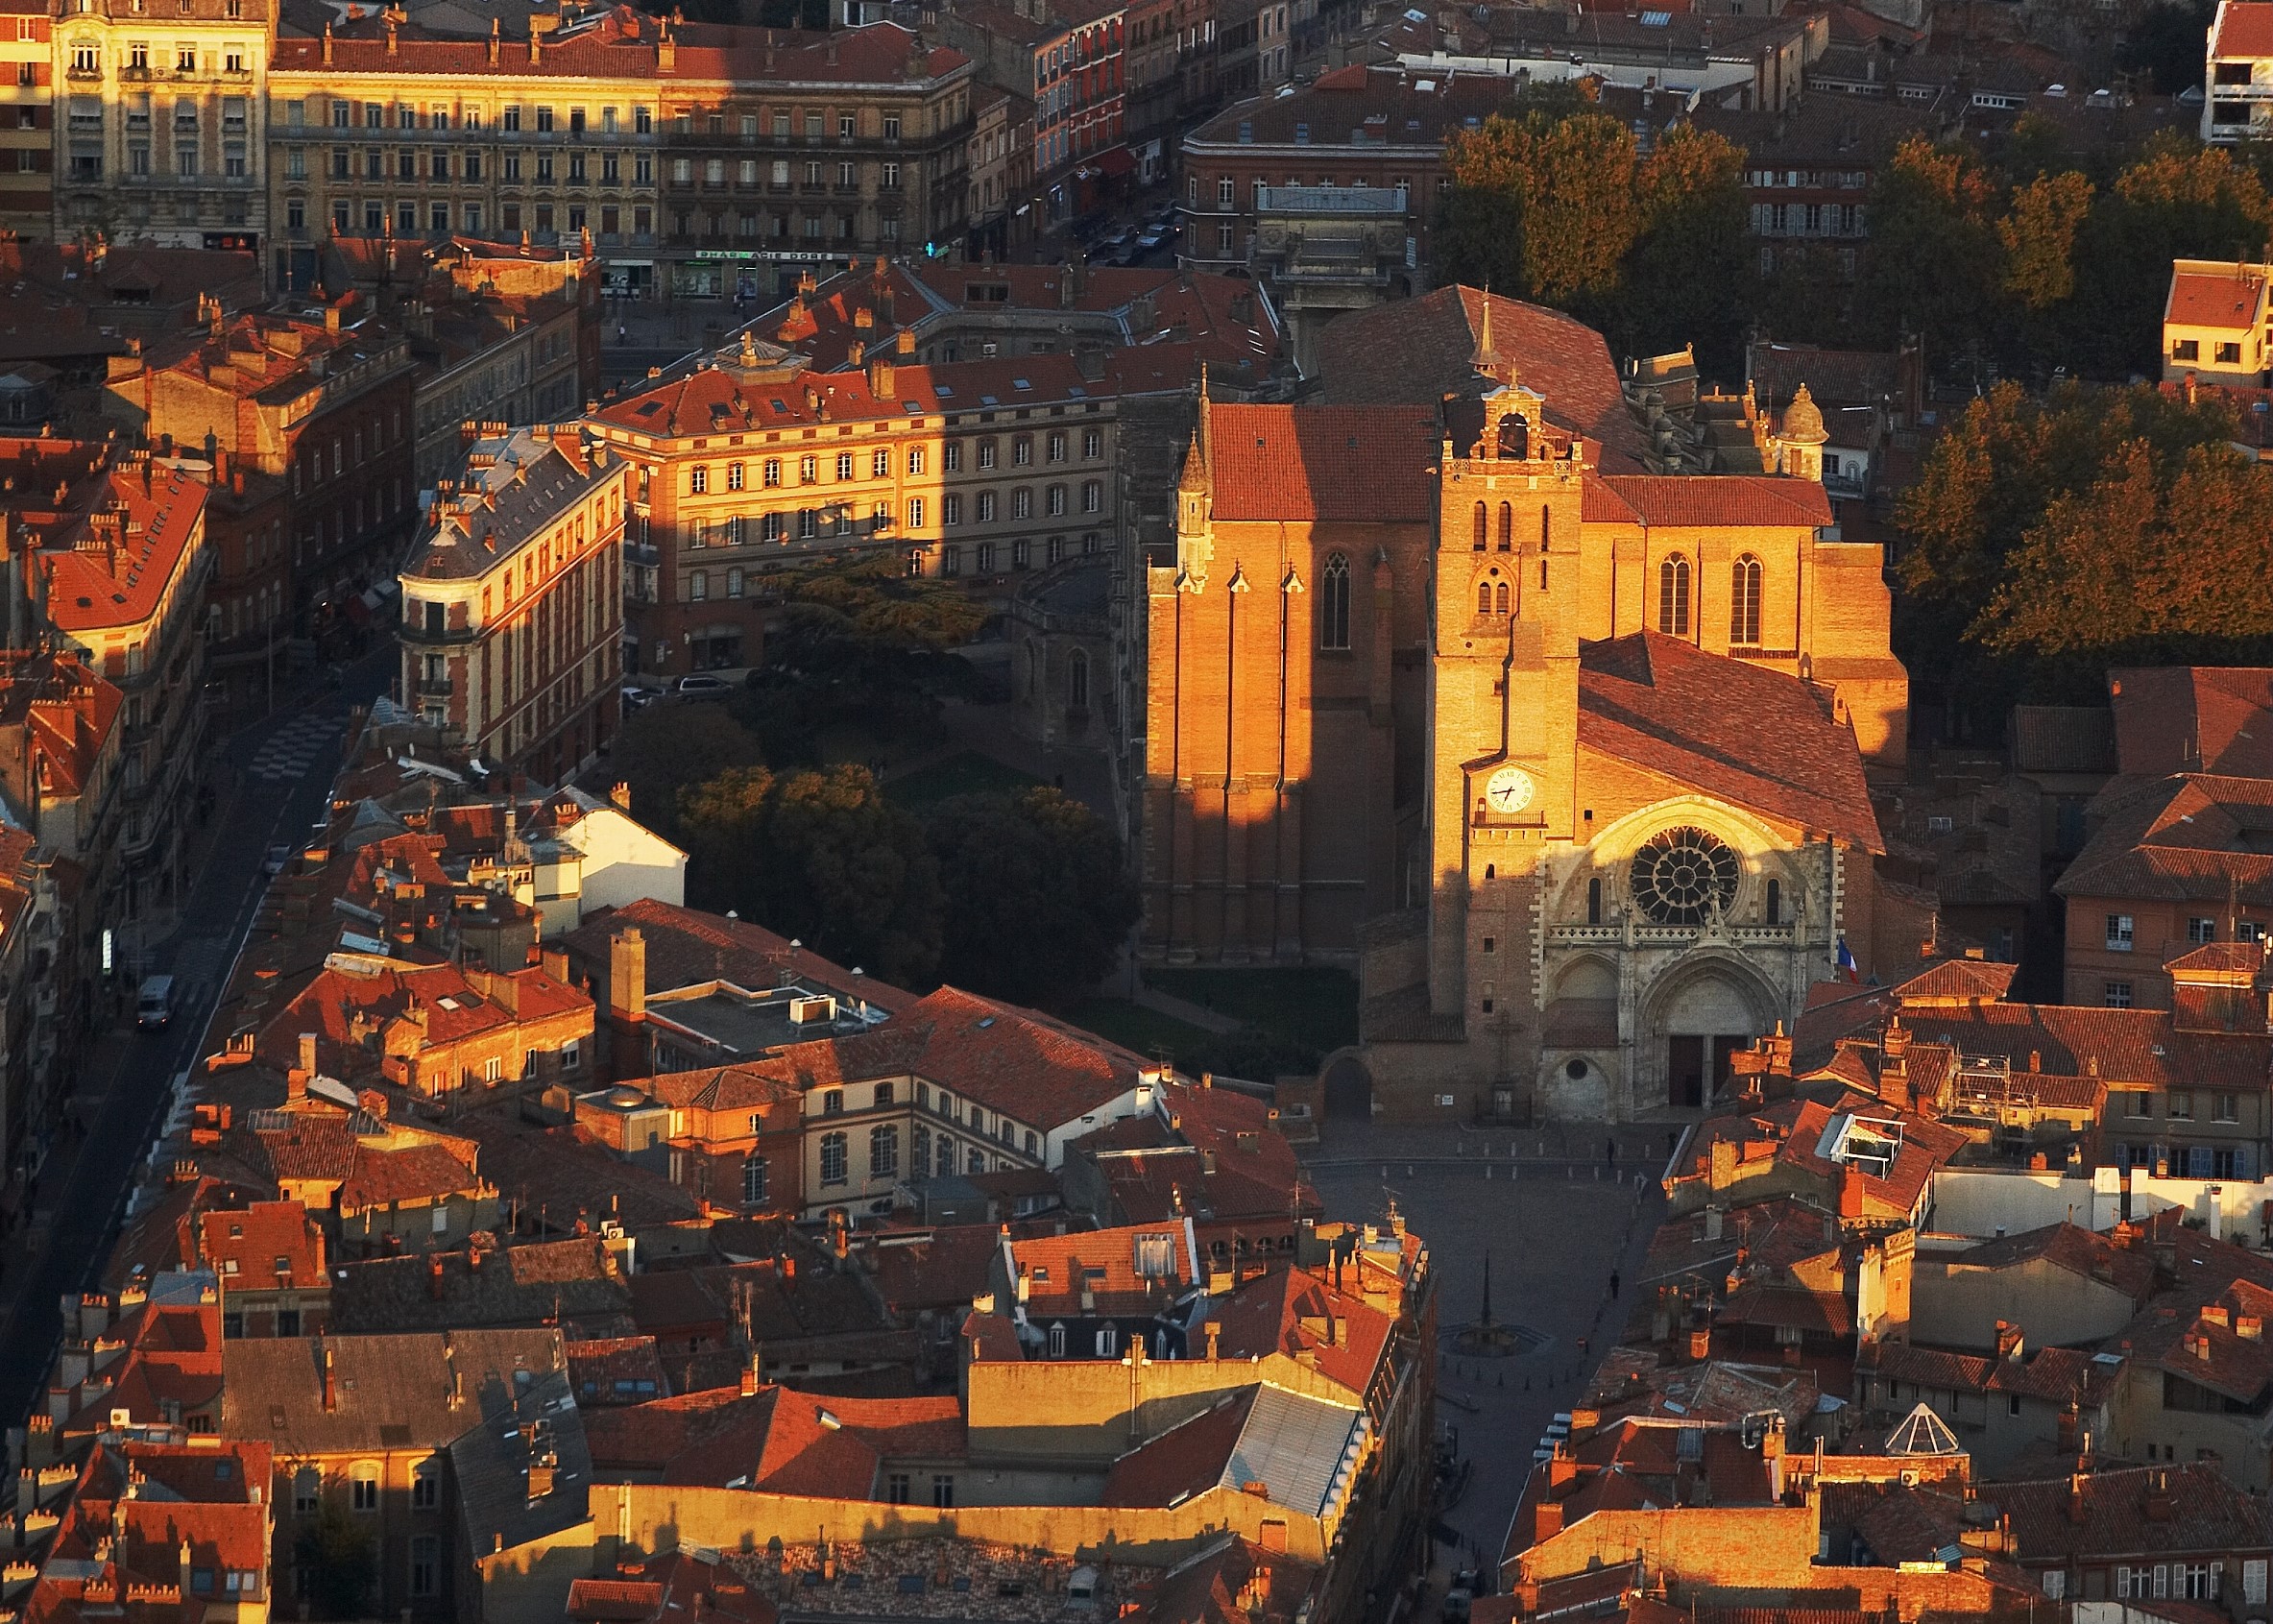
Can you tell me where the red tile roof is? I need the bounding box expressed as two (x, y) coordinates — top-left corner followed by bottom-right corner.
(592, 348), (1099, 439)
(2213, 1), (2273, 55)
(199, 1200), (326, 1292)
(2110, 666), (2273, 778)
(1206, 1267), (1393, 1396)
(1594, 474), (1834, 529)
(0, 651), (123, 800)
(1316, 287), (1644, 469)
(560, 899), (915, 1015)
(1992, 1464), (2270, 1563)
(2165, 263), (2268, 330)
(713, 982), (1150, 1129)
(20, 459), (208, 638)
(1101, 1388), (1257, 1508)
(1197, 400), (1442, 523)
(1579, 632), (1882, 850)
(583, 1385), (961, 1492)
(1010, 1221), (1200, 1319)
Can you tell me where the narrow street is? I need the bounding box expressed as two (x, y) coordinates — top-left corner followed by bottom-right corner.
(0, 643), (394, 1431)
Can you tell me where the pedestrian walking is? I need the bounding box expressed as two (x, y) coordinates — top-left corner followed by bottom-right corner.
(1608, 1269), (1621, 1298)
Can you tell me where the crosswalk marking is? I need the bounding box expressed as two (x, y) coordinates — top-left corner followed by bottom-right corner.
(246, 714), (342, 783)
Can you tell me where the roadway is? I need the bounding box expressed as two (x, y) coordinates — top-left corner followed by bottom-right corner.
(0, 642), (394, 1436)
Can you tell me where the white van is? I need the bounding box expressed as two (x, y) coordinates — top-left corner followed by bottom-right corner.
(135, 976), (174, 1030)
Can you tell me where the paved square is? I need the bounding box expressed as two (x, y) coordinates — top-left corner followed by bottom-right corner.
(1302, 1126), (1669, 1583)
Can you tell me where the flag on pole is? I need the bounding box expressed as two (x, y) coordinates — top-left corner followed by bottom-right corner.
(1836, 936), (1859, 983)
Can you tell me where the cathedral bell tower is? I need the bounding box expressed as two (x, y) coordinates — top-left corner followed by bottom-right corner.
(1423, 376), (1587, 1028)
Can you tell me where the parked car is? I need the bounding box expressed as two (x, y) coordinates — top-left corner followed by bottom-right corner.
(1137, 227), (1168, 252)
(674, 672), (734, 697)
(135, 976), (175, 1030)
(262, 844), (292, 877)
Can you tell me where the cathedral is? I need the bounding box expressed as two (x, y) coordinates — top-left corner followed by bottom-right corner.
(1139, 288), (1919, 1123)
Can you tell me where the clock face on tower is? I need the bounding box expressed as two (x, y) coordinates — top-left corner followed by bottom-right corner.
(1485, 764), (1536, 815)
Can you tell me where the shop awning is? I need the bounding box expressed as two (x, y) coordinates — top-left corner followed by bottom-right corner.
(1091, 147), (1138, 179)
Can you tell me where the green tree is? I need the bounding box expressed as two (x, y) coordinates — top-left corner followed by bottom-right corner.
(1858, 137), (2006, 359)
(610, 701), (763, 838)
(1437, 100), (1640, 315)
(1894, 381), (2248, 719)
(2069, 138), (2273, 376)
(1999, 170), (2094, 310)
(925, 788), (1138, 1005)
(1981, 441), (2273, 671)
(678, 764), (943, 986)
(292, 1498), (375, 1621)
(754, 554), (990, 739)
(1620, 123), (1755, 371)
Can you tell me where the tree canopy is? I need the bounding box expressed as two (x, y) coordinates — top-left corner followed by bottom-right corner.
(924, 788), (1139, 1006)
(1894, 381), (2273, 716)
(678, 764), (945, 987)
(1436, 88), (1755, 373)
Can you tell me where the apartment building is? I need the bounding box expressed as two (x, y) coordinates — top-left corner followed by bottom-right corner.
(51, 0), (270, 251)
(0, 651), (120, 1077)
(2205, 0), (2273, 143)
(266, 9), (975, 305)
(399, 424), (628, 783)
(407, 243), (601, 490)
(0, 826), (63, 1205)
(648, 23), (977, 302)
(0, 0), (49, 239)
(104, 299), (416, 645)
(220, 1330), (573, 1622)
(589, 335), (1119, 680)
(944, 0), (1125, 223)
(0, 441), (211, 928)
(1177, 65), (1503, 279)
(963, 85), (1035, 259)
(263, 7), (663, 296)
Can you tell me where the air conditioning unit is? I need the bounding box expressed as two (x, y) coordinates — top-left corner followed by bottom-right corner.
(789, 995), (837, 1025)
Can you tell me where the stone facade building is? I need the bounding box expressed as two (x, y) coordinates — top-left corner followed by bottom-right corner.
(1140, 289), (1911, 1123)
(399, 424), (629, 784)
(50, 0), (272, 252)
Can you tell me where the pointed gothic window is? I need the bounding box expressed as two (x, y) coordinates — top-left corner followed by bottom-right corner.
(1477, 578), (1492, 617)
(1657, 555), (1691, 637)
(1497, 501), (1512, 551)
(1495, 581), (1510, 615)
(1319, 553), (1351, 650)
(1472, 502), (1487, 552)
(1730, 554), (1763, 646)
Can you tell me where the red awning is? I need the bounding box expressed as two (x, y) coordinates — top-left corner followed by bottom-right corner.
(1091, 146), (1137, 179)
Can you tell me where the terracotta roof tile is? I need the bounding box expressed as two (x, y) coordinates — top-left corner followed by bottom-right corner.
(1197, 400), (1440, 523)
(1316, 287), (1644, 468)
(1579, 632), (1881, 850)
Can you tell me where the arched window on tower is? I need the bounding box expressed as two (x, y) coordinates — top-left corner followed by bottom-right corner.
(1766, 877), (1782, 926)
(1319, 552), (1350, 650)
(1477, 578), (1492, 617)
(1069, 649), (1090, 710)
(1495, 580), (1510, 615)
(1730, 554), (1763, 646)
(1657, 555), (1691, 637)
(1472, 502), (1487, 551)
(1587, 878), (1603, 924)
(1539, 506), (1551, 589)
(1497, 501), (1512, 551)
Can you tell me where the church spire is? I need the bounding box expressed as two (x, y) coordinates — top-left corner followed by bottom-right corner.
(1469, 288), (1502, 378)
(1179, 365), (1212, 495)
